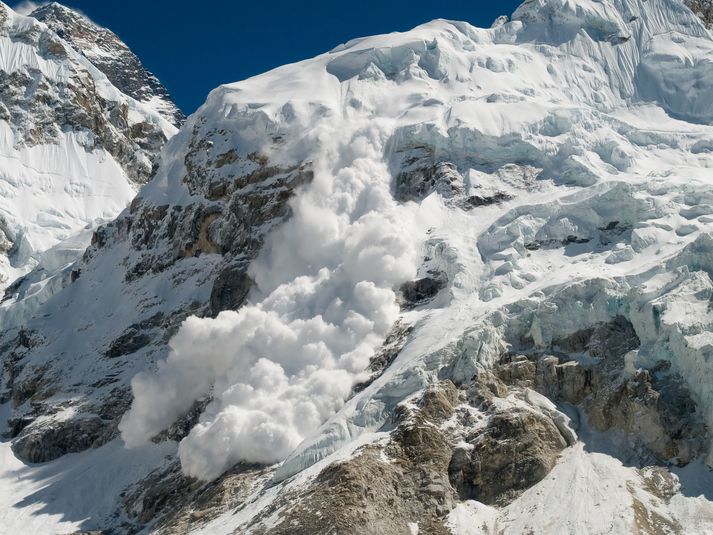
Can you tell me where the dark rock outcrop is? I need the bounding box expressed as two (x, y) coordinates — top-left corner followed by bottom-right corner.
(30, 2), (184, 126)
(252, 382), (460, 535)
(11, 416), (107, 463)
(448, 407), (568, 505)
(399, 271), (447, 309)
(209, 266), (253, 316)
(394, 160), (464, 203)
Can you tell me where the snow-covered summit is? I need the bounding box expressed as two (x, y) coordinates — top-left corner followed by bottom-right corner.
(0, 1), (177, 296)
(29, 2), (184, 127)
(3, 0), (713, 532)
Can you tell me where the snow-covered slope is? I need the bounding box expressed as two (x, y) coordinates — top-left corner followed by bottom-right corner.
(0, 1), (176, 314)
(29, 2), (185, 127)
(2, 0), (713, 533)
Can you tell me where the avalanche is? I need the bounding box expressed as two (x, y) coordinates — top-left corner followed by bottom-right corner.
(3, 0), (713, 532)
(120, 0), (713, 486)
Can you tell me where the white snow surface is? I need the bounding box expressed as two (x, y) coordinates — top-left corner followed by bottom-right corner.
(0, 1), (176, 300)
(0, 404), (175, 535)
(0, 121), (132, 287)
(120, 0), (713, 485)
(3, 0), (713, 532)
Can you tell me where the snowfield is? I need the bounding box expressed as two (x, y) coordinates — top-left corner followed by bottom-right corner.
(0, 1), (176, 322)
(3, 0), (713, 532)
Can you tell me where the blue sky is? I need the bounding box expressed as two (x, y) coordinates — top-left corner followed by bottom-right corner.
(14, 0), (524, 114)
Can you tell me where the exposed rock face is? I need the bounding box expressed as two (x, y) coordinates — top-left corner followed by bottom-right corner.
(496, 317), (708, 467)
(236, 376), (571, 533)
(30, 2), (184, 126)
(209, 266), (252, 317)
(399, 271), (447, 309)
(448, 407), (568, 505)
(246, 382), (459, 535)
(391, 147), (511, 210)
(0, 4), (171, 186)
(0, 116), (312, 464)
(11, 415), (108, 463)
(686, 0), (713, 28)
(393, 158), (465, 202)
(122, 459), (268, 533)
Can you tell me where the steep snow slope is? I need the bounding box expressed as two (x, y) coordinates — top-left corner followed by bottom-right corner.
(2, 0), (713, 533)
(125, 0), (713, 482)
(29, 2), (184, 127)
(0, 1), (176, 310)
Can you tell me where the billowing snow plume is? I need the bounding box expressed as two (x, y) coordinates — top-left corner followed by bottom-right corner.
(121, 0), (713, 483)
(11, 1), (45, 16)
(120, 119), (427, 480)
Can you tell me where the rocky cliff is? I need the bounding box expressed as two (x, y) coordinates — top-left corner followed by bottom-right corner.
(30, 2), (184, 127)
(2, 0), (713, 533)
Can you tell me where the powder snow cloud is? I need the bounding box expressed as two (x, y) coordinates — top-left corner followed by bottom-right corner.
(12, 1), (46, 15)
(120, 114), (427, 480)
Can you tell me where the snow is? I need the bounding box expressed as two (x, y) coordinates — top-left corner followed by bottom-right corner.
(0, 403), (176, 535)
(0, 223), (96, 329)
(3, 0), (713, 530)
(0, 122), (134, 287)
(446, 501), (499, 535)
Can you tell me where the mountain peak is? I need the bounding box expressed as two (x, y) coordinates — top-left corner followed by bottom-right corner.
(0, 0), (176, 295)
(3, 0), (713, 533)
(29, 1), (185, 126)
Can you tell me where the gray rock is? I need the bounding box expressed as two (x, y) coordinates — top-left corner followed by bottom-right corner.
(399, 271), (447, 309)
(249, 382), (460, 535)
(448, 407), (568, 505)
(30, 3), (184, 126)
(209, 266), (252, 316)
(11, 416), (107, 463)
(497, 317), (707, 467)
(393, 160), (464, 203)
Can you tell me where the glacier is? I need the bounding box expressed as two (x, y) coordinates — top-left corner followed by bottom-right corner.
(2, 0), (713, 532)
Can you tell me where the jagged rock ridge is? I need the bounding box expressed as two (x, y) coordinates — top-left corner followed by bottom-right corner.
(2, 0), (713, 534)
(30, 2), (184, 127)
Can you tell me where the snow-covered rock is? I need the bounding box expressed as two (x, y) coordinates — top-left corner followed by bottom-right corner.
(29, 2), (184, 127)
(3, 0), (713, 533)
(0, 1), (176, 311)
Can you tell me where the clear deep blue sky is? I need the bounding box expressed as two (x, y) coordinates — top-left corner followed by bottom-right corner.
(14, 0), (524, 115)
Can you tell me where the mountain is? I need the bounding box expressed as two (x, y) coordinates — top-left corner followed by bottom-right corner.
(30, 2), (185, 127)
(2, 0), (713, 533)
(0, 1), (177, 325)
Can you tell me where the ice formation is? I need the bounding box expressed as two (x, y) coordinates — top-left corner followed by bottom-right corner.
(3, 0), (713, 532)
(119, 0), (713, 485)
